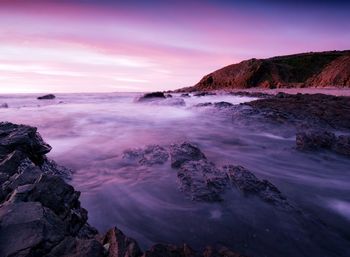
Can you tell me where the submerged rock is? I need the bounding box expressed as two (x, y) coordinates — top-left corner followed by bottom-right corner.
(169, 142), (207, 168)
(122, 145), (169, 166)
(224, 165), (294, 210)
(213, 102), (233, 108)
(37, 94), (56, 100)
(0, 103), (8, 108)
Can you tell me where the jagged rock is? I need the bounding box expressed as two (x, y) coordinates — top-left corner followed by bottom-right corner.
(296, 131), (336, 150)
(41, 158), (72, 180)
(37, 94), (56, 100)
(102, 227), (142, 257)
(0, 202), (65, 257)
(224, 165), (294, 210)
(143, 244), (196, 257)
(122, 145), (169, 166)
(19, 174), (88, 235)
(178, 160), (227, 201)
(0, 150), (25, 175)
(47, 237), (106, 257)
(169, 142), (206, 168)
(0, 122), (52, 165)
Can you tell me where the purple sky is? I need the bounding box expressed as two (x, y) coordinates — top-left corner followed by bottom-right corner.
(0, 0), (349, 93)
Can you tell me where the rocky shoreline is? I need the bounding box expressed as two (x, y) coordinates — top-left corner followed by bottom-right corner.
(0, 122), (248, 257)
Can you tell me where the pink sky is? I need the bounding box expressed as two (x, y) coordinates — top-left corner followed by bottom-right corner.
(0, 1), (349, 93)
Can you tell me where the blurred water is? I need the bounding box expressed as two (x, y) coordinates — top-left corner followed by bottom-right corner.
(0, 92), (349, 257)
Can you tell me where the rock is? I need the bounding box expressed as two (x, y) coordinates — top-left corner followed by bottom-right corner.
(37, 94), (56, 100)
(244, 93), (350, 130)
(333, 135), (350, 157)
(19, 174), (88, 235)
(169, 142), (207, 168)
(0, 122), (52, 165)
(213, 102), (233, 108)
(137, 92), (166, 102)
(122, 145), (169, 166)
(178, 159), (228, 201)
(296, 131), (336, 150)
(102, 227), (142, 257)
(181, 93), (190, 97)
(166, 94), (173, 98)
(224, 165), (294, 210)
(193, 92), (216, 97)
(193, 102), (212, 107)
(203, 246), (249, 257)
(143, 244), (196, 257)
(47, 237), (106, 257)
(1, 103), (8, 108)
(229, 92), (271, 98)
(0, 202), (65, 257)
(0, 150), (26, 175)
(296, 130), (350, 157)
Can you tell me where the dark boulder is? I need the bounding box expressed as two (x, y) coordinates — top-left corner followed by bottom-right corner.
(1, 103), (8, 108)
(0, 202), (65, 257)
(333, 135), (350, 157)
(169, 142), (207, 168)
(137, 92), (166, 102)
(181, 93), (190, 97)
(37, 94), (56, 100)
(213, 102), (233, 108)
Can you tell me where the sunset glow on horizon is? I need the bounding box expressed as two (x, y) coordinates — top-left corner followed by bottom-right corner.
(1, 0), (349, 93)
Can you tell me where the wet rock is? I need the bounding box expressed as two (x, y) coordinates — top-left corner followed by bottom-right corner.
(0, 150), (25, 175)
(333, 135), (350, 157)
(37, 94), (56, 100)
(0, 202), (65, 257)
(47, 237), (106, 257)
(224, 165), (293, 210)
(123, 145), (169, 166)
(1, 103), (8, 108)
(137, 92), (166, 102)
(178, 159), (228, 201)
(213, 102), (233, 108)
(0, 122), (52, 165)
(169, 142), (207, 168)
(41, 158), (72, 180)
(102, 227), (142, 257)
(181, 93), (190, 97)
(229, 91), (271, 98)
(296, 131), (350, 157)
(143, 244), (196, 257)
(244, 93), (350, 130)
(296, 131), (336, 150)
(166, 94), (173, 98)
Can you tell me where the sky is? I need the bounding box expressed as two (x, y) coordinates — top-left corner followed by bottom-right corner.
(0, 0), (349, 93)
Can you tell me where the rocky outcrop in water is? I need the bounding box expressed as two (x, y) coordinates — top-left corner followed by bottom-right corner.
(122, 145), (169, 166)
(37, 94), (56, 100)
(136, 92), (166, 102)
(296, 130), (350, 157)
(0, 122), (248, 257)
(136, 92), (185, 106)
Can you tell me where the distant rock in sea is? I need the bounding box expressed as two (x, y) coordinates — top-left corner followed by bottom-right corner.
(0, 103), (8, 108)
(37, 94), (56, 100)
(175, 50), (350, 92)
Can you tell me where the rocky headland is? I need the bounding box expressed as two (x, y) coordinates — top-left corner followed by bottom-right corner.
(176, 50), (350, 92)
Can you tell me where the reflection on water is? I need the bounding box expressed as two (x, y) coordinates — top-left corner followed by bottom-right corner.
(1, 92), (350, 257)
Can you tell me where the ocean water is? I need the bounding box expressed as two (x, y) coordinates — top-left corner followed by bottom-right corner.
(1, 92), (349, 257)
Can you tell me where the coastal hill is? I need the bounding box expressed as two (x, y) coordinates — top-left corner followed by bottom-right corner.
(177, 50), (350, 91)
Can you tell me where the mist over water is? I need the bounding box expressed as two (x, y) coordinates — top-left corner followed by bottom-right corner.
(1, 93), (349, 257)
